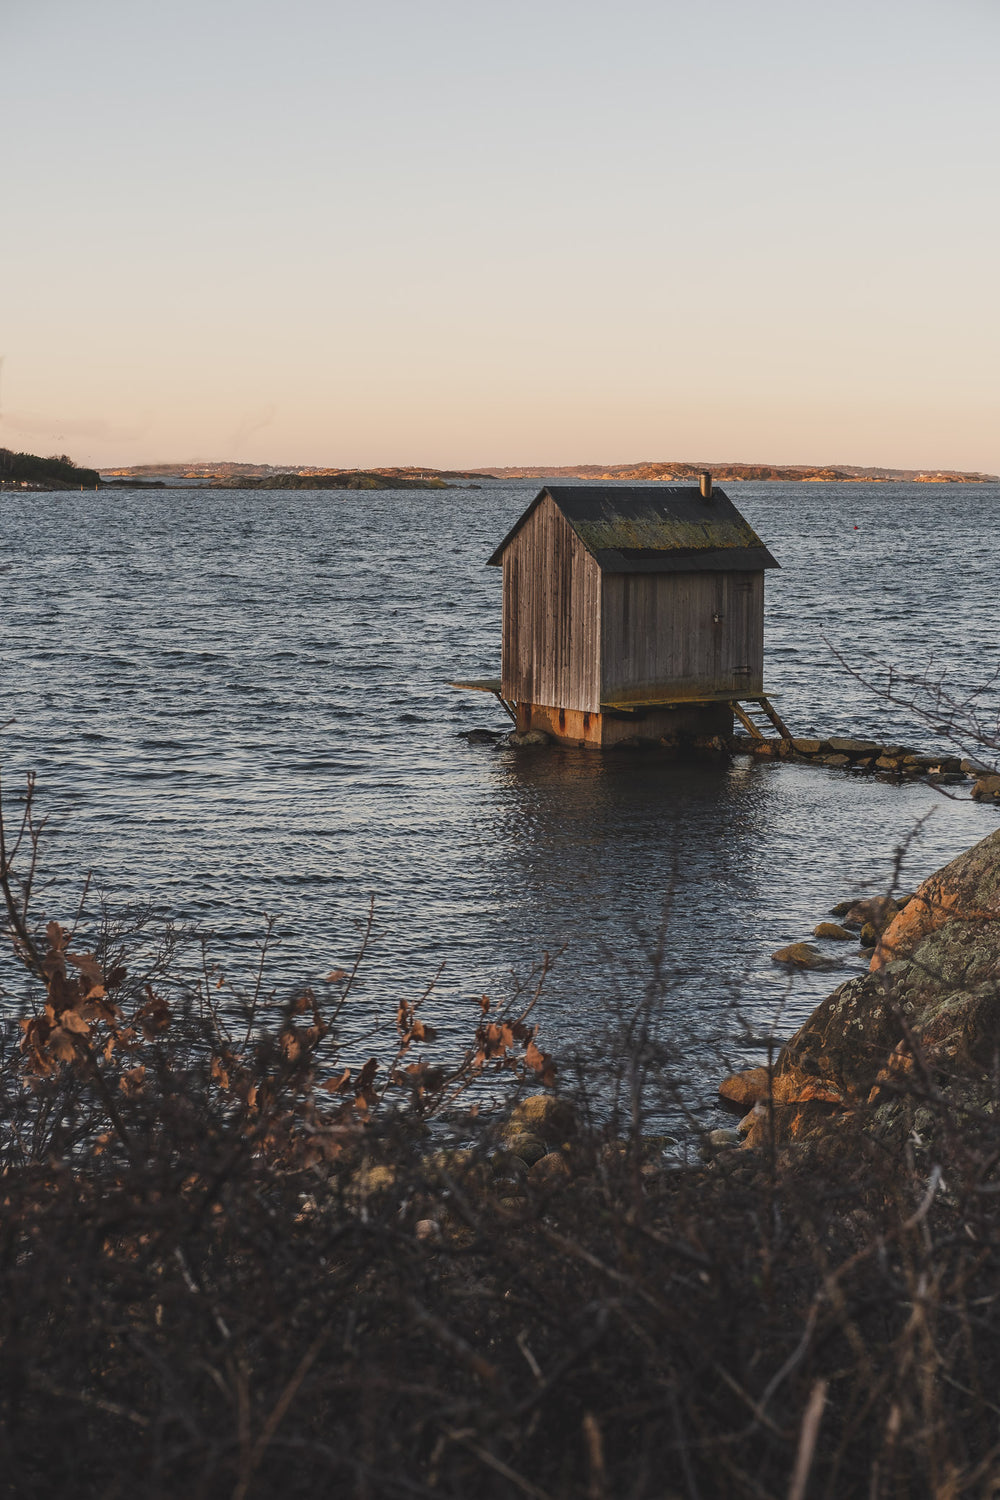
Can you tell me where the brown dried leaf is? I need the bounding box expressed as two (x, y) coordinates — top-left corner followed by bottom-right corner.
(120, 1066), (146, 1096)
(356, 1058), (379, 1093)
(525, 1039), (556, 1085)
(135, 987), (171, 1037)
(322, 1068), (351, 1094)
(46, 922), (69, 952)
(48, 1027), (78, 1063)
(67, 951), (103, 986)
(325, 968), (347, 983)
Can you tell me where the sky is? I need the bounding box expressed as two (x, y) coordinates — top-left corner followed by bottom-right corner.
(2, 0), (998, 472)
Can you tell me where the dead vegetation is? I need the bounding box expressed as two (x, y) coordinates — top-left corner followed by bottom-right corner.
(2, 769), (1000, 1498)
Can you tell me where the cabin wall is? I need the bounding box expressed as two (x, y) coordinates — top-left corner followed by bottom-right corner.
(501, 494), (602, 712)
(599, 571), (764, 704)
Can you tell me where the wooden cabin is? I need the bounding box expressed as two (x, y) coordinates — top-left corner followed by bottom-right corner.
(482, 477), (781, 748)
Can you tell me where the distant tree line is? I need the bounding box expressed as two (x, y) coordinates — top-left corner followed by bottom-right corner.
(0, 447), (101, 489)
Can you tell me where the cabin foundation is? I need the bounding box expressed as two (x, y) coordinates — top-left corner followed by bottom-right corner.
(515, 700), (733, 749)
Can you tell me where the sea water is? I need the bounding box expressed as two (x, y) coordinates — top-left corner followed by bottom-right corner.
(1, 481), (997, 1117)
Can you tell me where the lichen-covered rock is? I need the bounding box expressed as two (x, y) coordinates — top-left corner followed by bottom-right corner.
(529, 1151), (571, 1186)
(873, 828), (1000, 969)
(509, 1092), (575, 1138)
(747, 827), (1000, 1149)
(814, 921), (853, 940)
(500, 1130), (548, 1166)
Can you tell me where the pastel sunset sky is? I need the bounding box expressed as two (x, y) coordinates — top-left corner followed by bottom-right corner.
(3, 0), (998, 471)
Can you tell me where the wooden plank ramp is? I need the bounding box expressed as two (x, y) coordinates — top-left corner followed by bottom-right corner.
(731, 695), (792, 741)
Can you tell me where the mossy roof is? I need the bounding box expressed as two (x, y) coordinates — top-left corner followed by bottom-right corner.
(487, 485), (780, 573)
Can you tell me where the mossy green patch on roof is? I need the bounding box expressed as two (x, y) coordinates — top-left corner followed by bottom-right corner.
(487, 485), (779, 572)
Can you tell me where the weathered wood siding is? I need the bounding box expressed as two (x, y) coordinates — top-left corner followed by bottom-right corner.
(501, 493), (602, 712)
(599, 572), (764, 703)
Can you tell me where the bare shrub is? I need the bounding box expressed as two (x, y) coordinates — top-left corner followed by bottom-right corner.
(2, 769), (1000, 1497)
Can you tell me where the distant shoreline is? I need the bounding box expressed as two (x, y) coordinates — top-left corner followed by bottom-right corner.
(5, 446), (997, 493)
(99, 460), (999, 487)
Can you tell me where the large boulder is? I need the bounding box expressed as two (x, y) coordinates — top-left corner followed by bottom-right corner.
(742, 826), (1000, 1148)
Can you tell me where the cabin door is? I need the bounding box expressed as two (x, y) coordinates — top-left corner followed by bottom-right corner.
(718, 575), (759, 688)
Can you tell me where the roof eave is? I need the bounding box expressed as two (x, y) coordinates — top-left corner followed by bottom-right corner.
(485, 487), (552, 566)
(593, 545), (780, 573)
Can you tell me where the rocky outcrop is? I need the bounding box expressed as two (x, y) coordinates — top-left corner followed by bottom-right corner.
(731, 827), (1000, 1148)
(731, 733), (985, 788)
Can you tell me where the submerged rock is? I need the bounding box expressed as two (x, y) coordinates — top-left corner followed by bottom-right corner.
(770, 942), (835, 970)
(813, 921), (853, 940)
(827, 737), (881, 755)
(841, 896), (901, 932)
(701, 1128), (740, 1155)
(507, 729), (550, 748)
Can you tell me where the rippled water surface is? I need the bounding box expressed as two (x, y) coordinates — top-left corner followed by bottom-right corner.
(2, 481), (998, 1115)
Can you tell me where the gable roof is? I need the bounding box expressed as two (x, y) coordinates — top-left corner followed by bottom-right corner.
(486, 485), (779, 573)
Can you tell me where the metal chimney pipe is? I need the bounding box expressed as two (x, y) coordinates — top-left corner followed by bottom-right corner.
(699, 470), (713, 500)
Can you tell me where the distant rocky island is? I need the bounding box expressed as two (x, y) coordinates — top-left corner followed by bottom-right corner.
(209, 470), (454, 491)
(478, 460), (999, 483)
(101, 458), (998, 487)
(101, 462), (483, 489)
